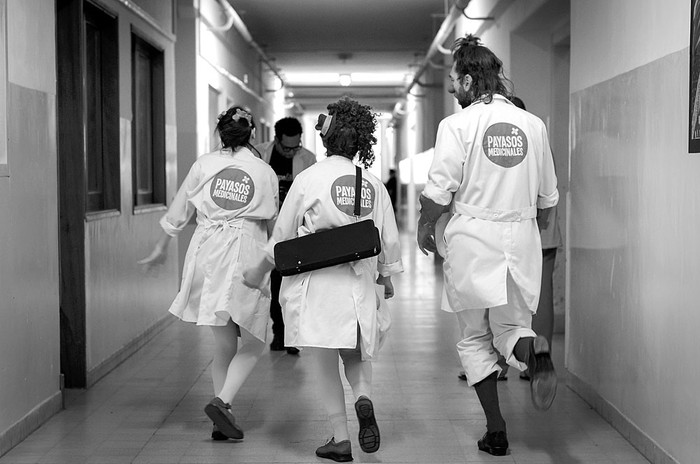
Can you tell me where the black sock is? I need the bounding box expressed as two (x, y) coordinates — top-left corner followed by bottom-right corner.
(473, 372), (506, 433)
(513, 336), (535, 365)
(514, 336), (538, 378)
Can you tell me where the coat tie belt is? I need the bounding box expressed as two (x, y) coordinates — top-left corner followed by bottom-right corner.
(201, 217), (246, 230)
(453, 201), (536, 222)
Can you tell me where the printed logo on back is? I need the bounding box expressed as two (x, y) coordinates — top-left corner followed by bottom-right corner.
(331, 175), (375, 216)
(482, 123), (528, 168)
(210, 168), (255, 210)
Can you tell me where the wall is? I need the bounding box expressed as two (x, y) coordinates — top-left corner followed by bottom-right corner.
(569, 1), (697, 463)
(82, 0), (180, 384)
(0, 0), (62, 454)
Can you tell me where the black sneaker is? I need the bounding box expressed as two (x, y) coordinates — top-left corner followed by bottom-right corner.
(529, 335), (557, 411)
(286, 346), (300, 355)
(477, 430), (509, 456)
(354, 396), (380, 453)
(204, 397), (244, 439)
(211, 424), (228, 441)
(315, 437), (353, 462)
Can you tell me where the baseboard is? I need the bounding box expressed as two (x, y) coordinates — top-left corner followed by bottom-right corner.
(86, 315), (175, 387)
(567, 373), (679, 464)
(0, 391), (62, 457)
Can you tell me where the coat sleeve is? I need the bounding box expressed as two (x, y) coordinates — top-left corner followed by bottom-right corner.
(536, 122), (559, 209)
(159, 161), (201, 236)
(422, 119), (465, 206)
(376, 184), (403, 277)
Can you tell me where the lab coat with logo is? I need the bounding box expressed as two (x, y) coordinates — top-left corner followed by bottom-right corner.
(266, 156), (403, 359)
(160, 148), (279, 341)
(424, 96), (559, 313)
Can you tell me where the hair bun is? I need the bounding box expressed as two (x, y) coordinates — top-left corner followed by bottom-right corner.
(452, 33), (482, 53)
(463, 34), (481, 46)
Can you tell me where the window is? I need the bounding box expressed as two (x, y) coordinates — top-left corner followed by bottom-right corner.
(84, 2), (119, 212)
(132, 33), (165, 207)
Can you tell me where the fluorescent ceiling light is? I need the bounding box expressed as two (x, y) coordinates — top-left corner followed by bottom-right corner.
(284, 72), (340, 85)
(350, 72), (408, 84)
(283, 71), (408, 86)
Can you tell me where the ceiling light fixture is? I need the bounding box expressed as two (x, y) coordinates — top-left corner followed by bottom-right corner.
(283, 72), (339, 85)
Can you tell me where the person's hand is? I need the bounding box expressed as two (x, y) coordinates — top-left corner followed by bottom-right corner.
(378, 275), (395, 299)
(138, 246), (167, 272)
(537, 207), (552, 231)
(417, 219), (437, 255)
(417, 195), (448, 255)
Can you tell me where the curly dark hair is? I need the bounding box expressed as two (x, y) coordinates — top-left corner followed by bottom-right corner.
(323, 97), (377, 168)
(215, 106), (255, 149)
(452, 34), (512, 104)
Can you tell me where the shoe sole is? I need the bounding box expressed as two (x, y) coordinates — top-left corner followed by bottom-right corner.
(478, 440), (508, 456)
(204, 402), (244, 439)
(315, 450), (354, 462)
(530, 336), (557, 411)
(354, 397), (380, 453)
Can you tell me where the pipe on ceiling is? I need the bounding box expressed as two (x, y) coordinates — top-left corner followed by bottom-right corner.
(404, 0), (471, 96)
(209, 0), (286, 88)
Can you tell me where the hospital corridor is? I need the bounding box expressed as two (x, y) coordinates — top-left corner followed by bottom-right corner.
(1, 1), (699, 463)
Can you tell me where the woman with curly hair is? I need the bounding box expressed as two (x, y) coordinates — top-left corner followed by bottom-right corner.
(245, 97), (403, 462)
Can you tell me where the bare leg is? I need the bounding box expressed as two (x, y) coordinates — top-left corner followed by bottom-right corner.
(339, 348), (371, 400)
(308, 347), (350, 442)
(211, 321), (265, 404)
(210, 319), (238, 396)
(340, 335), (379, 453)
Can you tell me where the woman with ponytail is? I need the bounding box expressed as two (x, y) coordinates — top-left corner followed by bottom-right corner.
(139, 106), (279, 441)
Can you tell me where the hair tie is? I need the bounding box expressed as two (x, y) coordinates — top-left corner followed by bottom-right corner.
(231, 108), (252, 124)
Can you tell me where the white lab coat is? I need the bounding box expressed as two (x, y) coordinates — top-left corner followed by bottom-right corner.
(160, 148), (279, 341)
(266, 156), (403, 359)
(423, 95), (559, 313)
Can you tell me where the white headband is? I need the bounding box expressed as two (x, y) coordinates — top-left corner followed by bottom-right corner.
(321, 114), (334, 136)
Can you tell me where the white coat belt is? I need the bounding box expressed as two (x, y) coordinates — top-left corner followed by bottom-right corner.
(453, 202), (536, 222)
(202, 217), (246, 230)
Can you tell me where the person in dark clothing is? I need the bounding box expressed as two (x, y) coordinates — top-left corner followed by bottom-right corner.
(254, 117), (316, 354)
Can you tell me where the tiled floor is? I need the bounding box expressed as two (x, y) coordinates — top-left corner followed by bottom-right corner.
(1, 233), (650, 464)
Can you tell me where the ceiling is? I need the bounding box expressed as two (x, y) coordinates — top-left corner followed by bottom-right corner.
(228, 0), (452, 112)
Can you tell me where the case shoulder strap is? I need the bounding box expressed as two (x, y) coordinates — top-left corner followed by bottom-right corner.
(354, 165), (362, 217)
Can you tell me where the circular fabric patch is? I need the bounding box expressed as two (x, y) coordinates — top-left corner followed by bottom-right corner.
(210, 168), (255, 210)
(331, 175), (375, 216)
(482, 123), (528, 168)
